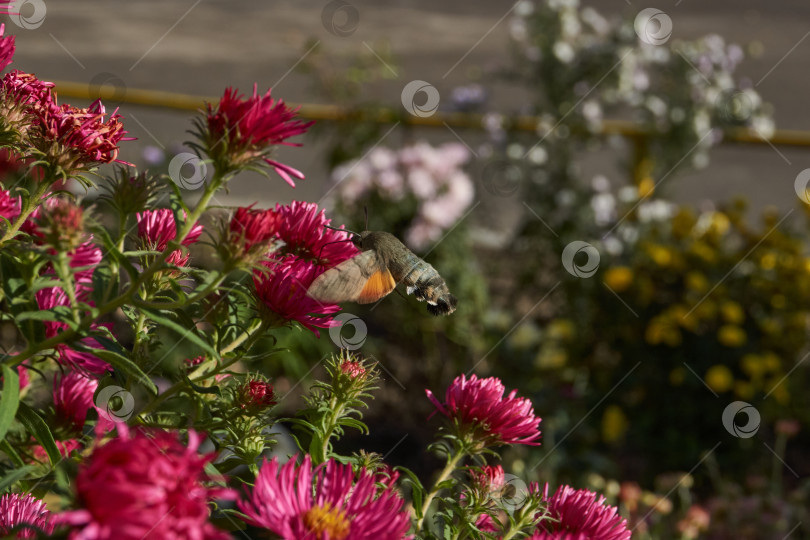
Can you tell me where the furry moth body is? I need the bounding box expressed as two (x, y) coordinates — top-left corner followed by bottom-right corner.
(307, 231), (457, 315)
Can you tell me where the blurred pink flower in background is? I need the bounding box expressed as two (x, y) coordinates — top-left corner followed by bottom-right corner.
(239, 455), (411, 540)
(332, 141), (474, 251)
(0, 23), (15, 71)
(0, 188), (19, 221)
(426, 373), (542, 447)
(0, 492), (54, 539)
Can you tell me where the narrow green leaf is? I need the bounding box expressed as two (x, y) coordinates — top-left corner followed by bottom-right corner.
(0, 439), (26, 468)
(74, 345), (158, 395)
(0, 365), (20, 441)
(0, 465), (34, 492)
(15, 403), (60, 466)
(140, 308), (219, 360)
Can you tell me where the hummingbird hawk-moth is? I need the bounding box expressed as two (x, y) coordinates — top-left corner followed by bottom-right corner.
(307, 229), (457, 315)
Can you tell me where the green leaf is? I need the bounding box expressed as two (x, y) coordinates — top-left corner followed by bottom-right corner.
(74, 345), (158, 395)
(0, 365), (20, 441)
(15, 403), (60, 466)
(140, 308), (219, 360)
(0, 465), (34, 492)
(91, 265), (114, 305)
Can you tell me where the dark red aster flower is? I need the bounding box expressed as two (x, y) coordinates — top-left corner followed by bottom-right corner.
(58, 428), (233, 540)
(238, 379), (276, 412)
(253, 255), (341, 336)
(0, 24), (15, 73)
(202, 85), (313, 185)
(532, 484), (631, 540)
(239, 455), (411, 540)
(229, 204), (281, 254)
(426, 374), (542, 448)
(0, 492), (54, 539)
(274, 200), (359, 267)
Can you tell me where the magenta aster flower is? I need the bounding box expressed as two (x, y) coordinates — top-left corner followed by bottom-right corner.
(229, 204), (281, 254)
(202, 85), (313, 185)
(0, 188), (19, 222)
(253, 255), (342, 336)
(1, 70), (54, 112)
(53, 371), (99, 431)
(239, 455), (411, 540)
(425, 374), (542, 447)
(0, 492), (54, 539)
(59, 428), (232, 540)
(0, 24), (15, 72)
(274, 201), (359, 267)
(136, 208), (203, 266)
(533, 484), (631, 540)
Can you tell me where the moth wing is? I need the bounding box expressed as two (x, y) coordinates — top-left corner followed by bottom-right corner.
(307, 251), (396, 304)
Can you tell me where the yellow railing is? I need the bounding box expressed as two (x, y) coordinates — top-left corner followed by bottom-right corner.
(53, 80), (810, 148)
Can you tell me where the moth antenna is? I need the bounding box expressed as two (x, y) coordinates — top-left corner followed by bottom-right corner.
(324, 224), (360, 236)
(317, 237), (356, 262)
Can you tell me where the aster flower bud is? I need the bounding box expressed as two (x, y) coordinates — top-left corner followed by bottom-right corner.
(99, 168), (162, 217)
(237, 378), (277, 414)
(219, 204), (281, 268)
(35, 198), (85, 251)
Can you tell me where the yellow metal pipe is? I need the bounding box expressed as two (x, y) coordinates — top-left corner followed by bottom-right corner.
(52, 80), (810, 148)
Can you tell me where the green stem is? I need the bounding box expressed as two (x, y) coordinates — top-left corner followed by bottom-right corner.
(417, 448), (466, 533)
(54, 249), (81, 325)
(318, 394), (345, 463)
(132, 271), (226, 311)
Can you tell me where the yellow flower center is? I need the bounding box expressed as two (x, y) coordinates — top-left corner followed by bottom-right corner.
(303, 503), (350, 540)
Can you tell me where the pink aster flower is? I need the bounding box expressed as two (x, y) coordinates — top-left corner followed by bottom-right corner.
(425, 374), (542, 448)
(239, 455), (411, 540)
(533, 484), (631, 540)
(59, 428), (232, 540)
(136, 208), (203, 266)
(201, 85), (313, 184)
(32, 439), (82, 464)
(0, 492), (54, 539)
(229, 204), (281, 256)
(0, 24), (15, 71)
(1, 70), (54, 113)
(253, 255), (341, 336)
(0, 188), (19, 221)
(53, 371), (99, 431)
(274, 200), (359, 267)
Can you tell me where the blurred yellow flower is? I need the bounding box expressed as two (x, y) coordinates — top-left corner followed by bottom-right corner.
(669, 367), (686, 386)
(770, 294), (786, 309)
(547, 319), (575, 341)
(602, 405), (629, 443)
(604, 266), (633, 292)
(536, 348), (567, 370)
(762, 352), (781, 372)
(646, 317), (681, 346)
(734, 380), (755, 400)
(720, 301), (744, 324)
(708, 212), (730, 236)
(638, 176), (655, 198)
(705, 365), (734, 393)
(766, 379), (790, 404)
(741, 354), (764, 378)
(717, 325), (746, 347)
(685, 271), (709, 293)
(647, 244), (673, 267)
(760, 252), (776, 270)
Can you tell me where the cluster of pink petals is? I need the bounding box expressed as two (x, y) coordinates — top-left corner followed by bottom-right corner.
(32, 439), (82, 464)
(0, 492), (54, 539)
(136, 208), (203, 266)
(37, 99), (132, 166)
(1, 70), (54, 110)
(340, 360), (366, 378)
(254, 254), (342, 335)
(239, 379), (276, 411)
(0, 23), (15, 71)
(230, 204), (281, 253)
(239, 455), (411, 540)
(426, 374), (542, 447)
(274, 200), (358, 268)
(252, 201), (358, 335)
(532, 484), (631, 540)
(206, 85), (313, 185)
(53, 370), (99, 431)
(59, 428), (232, 540)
